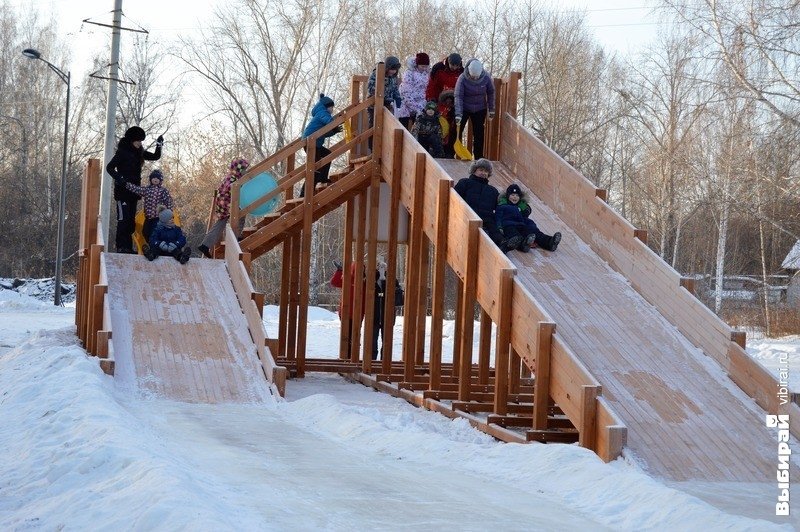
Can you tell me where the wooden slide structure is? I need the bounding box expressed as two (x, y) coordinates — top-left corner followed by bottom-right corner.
(75, 66), (798, 483)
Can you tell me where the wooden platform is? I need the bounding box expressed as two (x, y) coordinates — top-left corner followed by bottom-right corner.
(104, 253), (272, 404)
(438, 159), (795, 482)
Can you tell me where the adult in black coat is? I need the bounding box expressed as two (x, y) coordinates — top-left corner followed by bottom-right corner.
(106, 126), (163, 253)
(454, 158), (522, 253)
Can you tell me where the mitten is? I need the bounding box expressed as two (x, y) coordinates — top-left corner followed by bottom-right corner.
(488, 111), (495, 120)
(159, 241), (171, 252)
(166, 242), (177, 252)
(156, 135), (164, 147)
(334, 125), (343, 133)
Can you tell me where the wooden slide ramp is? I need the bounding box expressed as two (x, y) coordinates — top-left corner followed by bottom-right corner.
(104, 253), (272, 404)
(439, 159), (790, 483)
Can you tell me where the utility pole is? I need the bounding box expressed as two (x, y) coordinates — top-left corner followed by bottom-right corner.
(100, 0), (123, 245)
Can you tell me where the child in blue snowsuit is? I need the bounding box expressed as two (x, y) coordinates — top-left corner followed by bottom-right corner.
(496, 183), (561, 252)
(300, 93), (341, 197)
(146, 208), (190, 264)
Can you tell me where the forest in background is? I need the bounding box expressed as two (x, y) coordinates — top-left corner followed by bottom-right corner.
(1, 0), (798, 334)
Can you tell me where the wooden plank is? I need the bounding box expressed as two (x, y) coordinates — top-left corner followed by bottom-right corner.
(403, 154), (427, 382)
(414, 237), (429, 366)
(478, 309), (492, 385)
(351, 192), (367, 364)
(361, 157), (382, 374)
(341, 201), (354, 360)
(579, 385), (601, 450)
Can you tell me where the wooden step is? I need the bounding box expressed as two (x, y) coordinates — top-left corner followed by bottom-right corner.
(526, 428), (579, 444)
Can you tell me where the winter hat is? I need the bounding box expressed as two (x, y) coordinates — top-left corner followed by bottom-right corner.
(158, 207), (173, 224)
(447, 53), (462, 68)
(506, 184), (522, 196)
(319, 93), (335, 108)
(469, 158), (493, 176)
(385, 56), (401, 70)
(124, 126), (146, 142)
(415, 52), (430, 66)
(468, 60), (483, 77)
(425, 100), (437, 111)
(149, 169), (164, 183)
(229, 158), (250, 178)
(438, 90), (454, 104)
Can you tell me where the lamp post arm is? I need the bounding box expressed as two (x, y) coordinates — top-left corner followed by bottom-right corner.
(40, 58), (69, 86)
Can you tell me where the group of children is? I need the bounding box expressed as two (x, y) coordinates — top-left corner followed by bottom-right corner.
(108, 126), (250, 264)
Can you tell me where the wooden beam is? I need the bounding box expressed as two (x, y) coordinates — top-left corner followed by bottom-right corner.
(492, 268), (514, 414)
(414, 237), (429, 366)
(731, 330), (747, 349)
(579, 385), (601, 450)
(634, 229), (648, 244)
(595, 188), (607, 202)
(680, 277), (696, 295)
(533, 322), (555, 430)
(340, 199), (355, 359)
(382, 129), (404, 374)
(478, 309), (492, 385)
(362, 155), (382, 374)
(452, 276), (464, 377)
(429, 178), (451, 391)
(352, 192), (368, 364)
(403, 153), (427, 382)
(287, 231), (300, 360)
(458, 219), (481, 401)
(509, 347), (522, 395)
(278, 236), (292, 358)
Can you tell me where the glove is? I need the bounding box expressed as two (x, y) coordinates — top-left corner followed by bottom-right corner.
(409, 111), (417, 121)
(488, 111), (495, 120)
(333, 260), (342, 271)
(394, 97), (402, 109)
(455, 116), (462, 126)
(159, 241), (171, 252)
(334, 125), (343, 133)
(166, 242), (177, 252)
(156, 135), (164, 147)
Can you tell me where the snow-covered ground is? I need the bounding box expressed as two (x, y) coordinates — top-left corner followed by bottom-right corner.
(0, 289), (797, 530)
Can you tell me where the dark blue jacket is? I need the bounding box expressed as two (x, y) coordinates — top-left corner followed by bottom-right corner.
(454, 174), (499, 221)
(149, 222), (187, 250)
(302, 99), (337, 148)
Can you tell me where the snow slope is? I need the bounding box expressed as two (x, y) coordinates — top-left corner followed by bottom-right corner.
(0, 290), (795, 530)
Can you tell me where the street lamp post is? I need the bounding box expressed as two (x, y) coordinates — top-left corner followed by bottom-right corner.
(22, 48), (71, 306)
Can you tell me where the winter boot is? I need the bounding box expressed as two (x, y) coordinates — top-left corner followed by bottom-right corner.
(501, 235), (524, 253)
(549, 232), (562, 251)
(198, 244), (212, 258)
(525, 234), (537, 250)
(178, 247), (191, 265)
(143, 244), (157, 261)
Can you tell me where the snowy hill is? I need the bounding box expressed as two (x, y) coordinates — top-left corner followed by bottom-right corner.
(0, 289), (795, 530)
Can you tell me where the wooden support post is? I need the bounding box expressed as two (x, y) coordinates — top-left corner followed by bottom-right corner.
(492, 269), (514, 415)
(287, 231), (300, 360)
(506, 72), (520, 119)
(731, 331), (747, 349)
(680, 277), (696, 295)
(458, 219), (481, 401)
(533, 322), (555, 430)
(79, 159), (101, 252)
(341, 199), (355, 360)
(414, 239), (429, 366)
(595, 189), (607, 202)
(382, 130), (404, 375)
(362, 157), (382, 374)
(429, 178), (451, 391)
(452, 275), (464, 377)
(295, 164), (316, 376)
(251, 292), (265, 317)
(240, 251), (252, 275)
(278, 237), (292, 358)
(402, 153), (426, 382)
(373, 62), (386, 159)
(478, 309), (492, 385)
(509, 347), (522, 395)
(579, 385), (601, 450)
(634, 229), (648, 244)
(352, 192), (368, 364)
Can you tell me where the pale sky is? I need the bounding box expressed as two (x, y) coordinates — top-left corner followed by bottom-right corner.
(16, 0), (663, 126)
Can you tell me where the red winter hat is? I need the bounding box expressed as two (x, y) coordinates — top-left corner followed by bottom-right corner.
(415, 52), (430, 66)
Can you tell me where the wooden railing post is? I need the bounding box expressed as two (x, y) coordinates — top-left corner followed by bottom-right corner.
(402, 153), (426, 382)
(533, 322), (555, 429)
(478, 309), (492, 385)
(382, 129), (404, 374)
(579, 384), (601, 450)
(492, 269), (515, 414)
(458, 220), (481, 401)
(429, 178), (451, 390)
(340, 199), (355, 360)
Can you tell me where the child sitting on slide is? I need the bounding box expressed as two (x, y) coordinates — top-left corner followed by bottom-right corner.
(145, 207), (191, 264)
(496, 183), (561, 252)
